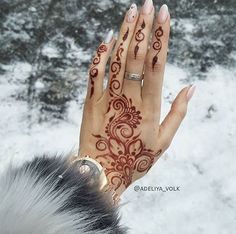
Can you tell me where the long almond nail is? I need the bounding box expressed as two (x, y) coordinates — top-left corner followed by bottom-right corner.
(186, 85), (196, 102)
(127, 3), (138, 23)
(157, 4), (169, 24)
(104, 29), (114, 44)
(142, 0), (153, 15)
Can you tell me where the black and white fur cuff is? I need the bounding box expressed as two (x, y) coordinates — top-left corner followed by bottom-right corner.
(0, 155), (127, 234)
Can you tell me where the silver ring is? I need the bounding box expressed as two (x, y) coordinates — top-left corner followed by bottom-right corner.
(124, 71), (143, 81)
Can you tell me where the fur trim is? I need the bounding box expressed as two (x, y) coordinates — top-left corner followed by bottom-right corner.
(0, 155), (127, 234)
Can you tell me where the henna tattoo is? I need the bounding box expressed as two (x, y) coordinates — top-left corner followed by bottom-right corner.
(90, 27), (162, 192)
(93, 94), (162, 190)
(89, 44), (107, 98)
(109, 28), (129, 97)
(134, 20), (146, 59)
(152, 26), (164, 70)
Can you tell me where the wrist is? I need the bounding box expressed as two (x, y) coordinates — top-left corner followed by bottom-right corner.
(68, 152), (122, 205)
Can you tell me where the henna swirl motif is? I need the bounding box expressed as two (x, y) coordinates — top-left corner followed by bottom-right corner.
(89, 44), (107, 98)
(152, 26), (164, 71)
(93, 94), (162, 190)
(134, 20), (146, 59)
(109, 28), (129, 96)
(91, 27), (162, 192)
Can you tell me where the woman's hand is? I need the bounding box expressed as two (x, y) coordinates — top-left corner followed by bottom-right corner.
(78, 1), (195, 198)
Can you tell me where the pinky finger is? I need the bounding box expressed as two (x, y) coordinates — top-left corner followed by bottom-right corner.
(87, 30), (116, 101)
(158, 85), (196, 150)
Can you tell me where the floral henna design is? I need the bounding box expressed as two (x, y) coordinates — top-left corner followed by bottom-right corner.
(90, 28), (162, 192)
(152, 26), (164, 70)
(109, 28), (129, 97)
(89, 44), (107, 98)
(134, 20), (146, 59)
(92, 94), (162, 190)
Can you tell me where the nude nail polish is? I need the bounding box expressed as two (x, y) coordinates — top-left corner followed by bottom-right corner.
(186, 85), (196, 102)
(127, 3), (138, 23)
(104, 29), (114, 44)
(142, 0), (153, 15)
(157, 4), (169, 24)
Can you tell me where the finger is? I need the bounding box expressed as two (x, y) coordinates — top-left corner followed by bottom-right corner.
(87, 30), (115, 101)
(107, 3), (139, 96)
(142, 4), (170, 120)
(158, 85), (196, 150)
(123, 0), (155, 99)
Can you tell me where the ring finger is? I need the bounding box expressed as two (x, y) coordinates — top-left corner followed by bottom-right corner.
(107, 3), (139, 97)
(123, 0), (155, 99)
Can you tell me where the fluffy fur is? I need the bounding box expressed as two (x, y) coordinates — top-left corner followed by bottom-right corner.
(0, 154), (127, 234)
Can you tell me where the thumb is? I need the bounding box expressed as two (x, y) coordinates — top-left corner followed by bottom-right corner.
(158, 85), (196, 150)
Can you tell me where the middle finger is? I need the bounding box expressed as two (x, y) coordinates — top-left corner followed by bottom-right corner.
(123, 0), (155, 98)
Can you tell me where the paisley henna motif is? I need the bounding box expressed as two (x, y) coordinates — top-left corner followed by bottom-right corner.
(152, 26), (164, 70)
(93, 94), (162, 190)
(134, 20), (146, 59)
(89, 44), (107, 98)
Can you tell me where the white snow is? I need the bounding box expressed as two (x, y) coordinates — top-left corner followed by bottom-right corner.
(42, 44), (60, 58)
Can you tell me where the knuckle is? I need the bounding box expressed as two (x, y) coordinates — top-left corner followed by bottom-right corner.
(142, 108), (155, 122)
(136, 18), (152, 31)
(143, 92), (155, 100)
(142, 114), (154, 122)
(171, 104), (187, 119)
(97, 64), (106, 74)
(162, 139), (171, 150)
(84, 95), (93, 105)
(127, 46), (147, 61)
(145, 57), (164, 73)
(136, 19), (145, 28)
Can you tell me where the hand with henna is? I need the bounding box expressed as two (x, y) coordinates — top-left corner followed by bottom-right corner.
(77, 1), (196, 200)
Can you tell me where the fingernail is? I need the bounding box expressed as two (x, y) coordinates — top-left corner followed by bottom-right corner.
(142, 0), (153, 15)
(104, 29), (114, 44)
(186, 85), (196, 102)
(127, 3), (138, 23)
(157, 4), (169, 24)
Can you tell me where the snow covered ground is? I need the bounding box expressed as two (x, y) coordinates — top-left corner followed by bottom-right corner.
(0, 61), (235, 234)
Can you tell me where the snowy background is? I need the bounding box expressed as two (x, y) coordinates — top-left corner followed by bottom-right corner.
(0, 0), (236, 233)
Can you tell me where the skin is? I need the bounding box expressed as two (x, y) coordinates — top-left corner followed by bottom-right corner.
(77, 5), (193, 199)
